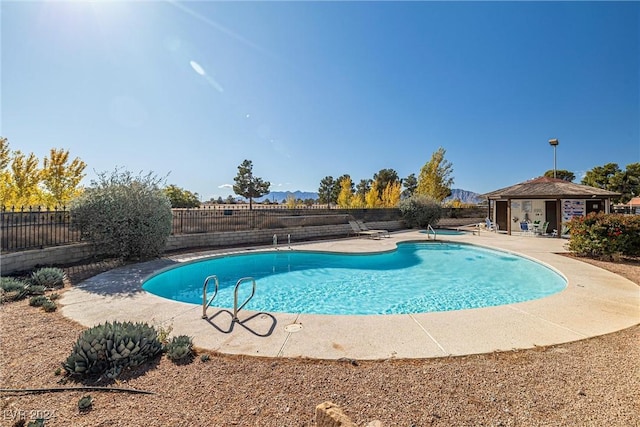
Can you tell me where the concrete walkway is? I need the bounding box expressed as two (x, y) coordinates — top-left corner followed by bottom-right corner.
(60, 230), (639, 360)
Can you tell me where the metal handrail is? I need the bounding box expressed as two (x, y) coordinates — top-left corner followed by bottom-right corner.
(233, 277), (256, 322)
(427, 224), (437, 240)
(201, 275), (219, 319)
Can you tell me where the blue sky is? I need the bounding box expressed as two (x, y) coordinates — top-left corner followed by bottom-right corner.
(2, 1), (639, 201)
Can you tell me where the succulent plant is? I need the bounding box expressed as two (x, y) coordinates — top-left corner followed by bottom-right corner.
(26, 419), (45, 427)
(29, 295), (49, 307)
(78, 395), (93, 412)
(0, 277), (28, 303)
(41, 300), (57, 312)
(63, 321), (162, 379)
(25, 284), (46, 296)
(200, 353), (211, 363)
(165, 335), (194, 364)
(31, 267), (66, 289)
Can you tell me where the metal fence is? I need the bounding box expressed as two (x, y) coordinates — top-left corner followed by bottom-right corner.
(1, 206), (403, 253)
(1, 207), (81, 253)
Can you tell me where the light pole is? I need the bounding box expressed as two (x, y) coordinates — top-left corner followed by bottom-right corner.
(548, 138), (559, 178)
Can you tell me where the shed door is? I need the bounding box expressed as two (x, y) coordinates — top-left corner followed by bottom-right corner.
(545, 201), (558, 234)
(495, 201), (508, 231)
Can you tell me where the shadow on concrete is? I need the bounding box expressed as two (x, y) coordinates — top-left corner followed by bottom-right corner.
(74, 259), (178, 297)
(205, 310), (277, 337)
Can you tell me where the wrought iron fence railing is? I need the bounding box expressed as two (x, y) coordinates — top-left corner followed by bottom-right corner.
(1, 206), (81, 253)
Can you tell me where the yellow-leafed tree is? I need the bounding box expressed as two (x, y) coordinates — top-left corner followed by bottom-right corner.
(365, 182), (380, 208)
(11, 150), (42, 207)
(0, 137), (12, 205)
(0, 138), (87, 208)
(337, 176), (354, 208)
(381, 181), (402, 207)
(416, 147), (454, 203)
(41, 148), (87, 207)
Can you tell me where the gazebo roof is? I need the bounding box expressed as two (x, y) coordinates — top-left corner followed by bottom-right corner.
(482, 176), (620, 200)
(627, 197), (640, 207)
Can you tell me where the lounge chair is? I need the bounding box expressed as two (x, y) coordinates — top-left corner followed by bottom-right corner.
(348, 221), (381, 239)
(485, 218), (498, 232)
(356, 220), (390, 238)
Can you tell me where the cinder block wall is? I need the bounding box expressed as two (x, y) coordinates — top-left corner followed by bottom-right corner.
(2, 220), (405, 275)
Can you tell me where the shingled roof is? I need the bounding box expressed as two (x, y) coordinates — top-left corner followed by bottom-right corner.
(482, 176), (620, 200)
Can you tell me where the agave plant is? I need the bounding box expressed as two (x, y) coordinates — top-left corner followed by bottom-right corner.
(165, 335), (194, 364)
(31, 267), (66, 289)
(29, 295), (49, 307)
(63, 321), (163, 379)
(0, 277), (28, 303)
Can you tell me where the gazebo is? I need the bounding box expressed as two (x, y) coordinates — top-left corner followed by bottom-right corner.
(482, 177), (620, 237)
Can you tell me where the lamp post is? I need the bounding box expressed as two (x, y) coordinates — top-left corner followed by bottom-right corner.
(548, 138), (559, 178)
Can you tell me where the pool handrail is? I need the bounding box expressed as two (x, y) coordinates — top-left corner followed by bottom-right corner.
(426, 224), (437, 240)
(202, 275), (219, 319)
(233, 277), (256, 322)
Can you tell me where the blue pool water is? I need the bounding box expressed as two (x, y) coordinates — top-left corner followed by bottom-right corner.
(420, 229), (468, 235)
(142, 242), (566, 315)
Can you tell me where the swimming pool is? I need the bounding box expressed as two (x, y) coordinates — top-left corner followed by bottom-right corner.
(142, 242), (566, 315)
(420, 229), (468, 235)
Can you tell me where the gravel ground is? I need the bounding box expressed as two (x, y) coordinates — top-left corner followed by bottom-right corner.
(0, 256), (638, 427)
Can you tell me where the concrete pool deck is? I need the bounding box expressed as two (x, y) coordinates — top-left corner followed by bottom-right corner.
(60, 230), (640, 360)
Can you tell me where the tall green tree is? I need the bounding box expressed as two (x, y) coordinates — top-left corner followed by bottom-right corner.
(232, 159), (270, 210)
(318, 176), (336, 206)
(583, 162), (640, 203)
(543, 169), (575, 182)
(401, 173), (417, 199)
(373, 169), (400, 194)
(416, 147), (454, 203)
(356, 179), (371, 198)
(164, 184), (201, 208)
(581, 163), (620, 190)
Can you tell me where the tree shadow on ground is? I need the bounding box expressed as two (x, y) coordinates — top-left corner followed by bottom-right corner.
(68, 258), (179, 297)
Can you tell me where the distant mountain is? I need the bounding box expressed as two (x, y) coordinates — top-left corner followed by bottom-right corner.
(445, 188), (484, 204)
(256, 190), (319, 203)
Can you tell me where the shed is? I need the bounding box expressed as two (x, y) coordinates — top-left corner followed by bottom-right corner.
(482, 177), (620, 237)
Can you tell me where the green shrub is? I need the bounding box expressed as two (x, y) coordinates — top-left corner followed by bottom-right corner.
(398, 195), (443, 229)
(31, 267), (66, 289)
(41, 300), (57, 312)
(29, 295), (50, 307)
(49, 293), (60, 301)
(63, 321), (163, 379)
(70, 169), (172, 260)
(567, 213), (640, 259)
(165, 335), (194, 364)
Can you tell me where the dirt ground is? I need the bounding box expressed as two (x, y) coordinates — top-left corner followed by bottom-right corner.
(0, 255), (638, 426)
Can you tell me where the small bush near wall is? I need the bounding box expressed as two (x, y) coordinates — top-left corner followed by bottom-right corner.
(399, 195), (442, 228)
(70, 170), (172, 260)
(566, 213), (640, 259)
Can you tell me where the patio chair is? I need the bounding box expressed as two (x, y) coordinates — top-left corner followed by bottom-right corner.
(520, 221), (531, 236)
(537, 221), (549, 236)
(348, 221), (381, 239)
(485, 218), (498, 232)
(356, 220), (390, 238)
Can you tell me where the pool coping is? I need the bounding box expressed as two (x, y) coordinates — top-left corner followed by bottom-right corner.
(60, 230), (640, 360)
